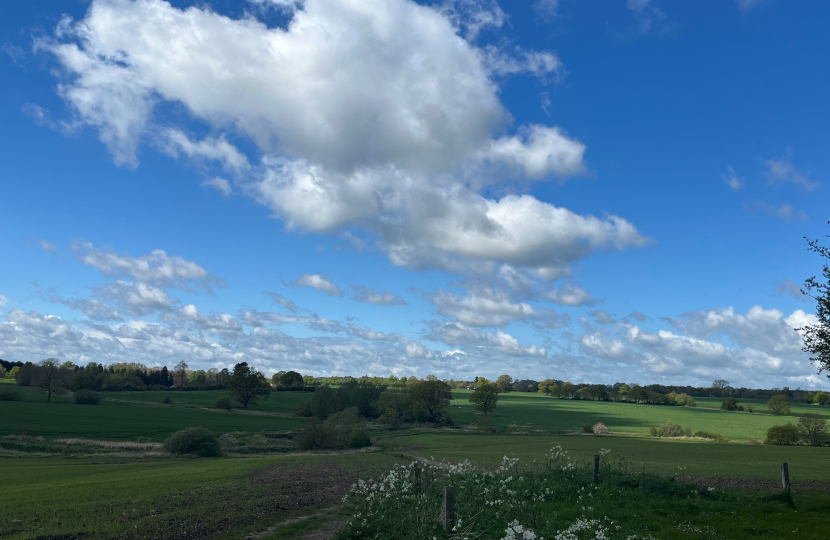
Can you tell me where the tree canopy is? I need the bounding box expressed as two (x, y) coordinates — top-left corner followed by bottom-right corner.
(800, 225), (830, 378)
(227, 362), (271, 409)
(469, 380), (499, 415)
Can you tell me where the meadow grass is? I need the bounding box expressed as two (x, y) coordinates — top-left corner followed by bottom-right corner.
(0, 399), (308, 441)
(446, 390), (818, 441)
(0, 452), (402, 540)
(379, 431), (830, 480)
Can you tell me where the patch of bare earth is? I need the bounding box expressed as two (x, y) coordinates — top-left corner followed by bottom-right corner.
(679, 475), (830, 492)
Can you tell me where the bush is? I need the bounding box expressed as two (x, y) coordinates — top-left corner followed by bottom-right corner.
(73, 389), (102, 404)
(693, 431), (729, 442)
(652, 422), (690, 438)
(163, 395), (172, 404)
(294, 421), (338, 450)
(581, 424), (593, 433)
(721, 397), (740, 411)
(0, 389), (22, 401)
(215, 396), (232, 411)
(592, 422), (607, 435)
(293, 400), (313, 417)
(163, 427), (222, 457)
(797, 414), (828, 446)
(347, 429), (371, 448)
(766, 423), (800, 445)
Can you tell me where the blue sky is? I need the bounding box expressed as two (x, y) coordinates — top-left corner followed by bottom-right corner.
(1, 0), (828, 388)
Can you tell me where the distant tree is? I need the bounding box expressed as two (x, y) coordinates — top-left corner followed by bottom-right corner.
(618, 384), (631, 395)
(35, 358), (70, 402)
(425, 374), (439, 381)
(767, 394), (791, 416)
(560, 382), (576, 399)
(798, 225), (830, 378)
(495, 374), (513, 393)
(470, 381), (499, 415)
(7, 366), (20, 380)
(814, 391), (830, 405)
(797, 413), (828, 446)
(174, 360), (189, 386)
(0, 366), (5, 378)
(406, 380), (453, 423)
(721, 397), (740, 411)
(712, 379), (730, 389)
(627, 386), (646, 403)
(227, 362), (271, 409)
(538, 379), (557, 396)
(278, 370), (304, 389)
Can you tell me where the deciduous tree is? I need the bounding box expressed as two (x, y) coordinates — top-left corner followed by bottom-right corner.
(470, 380), (499, 415)
(767, 394), (790, 416)
(799, 225), (830, 378)
(227, 362), (270, 409)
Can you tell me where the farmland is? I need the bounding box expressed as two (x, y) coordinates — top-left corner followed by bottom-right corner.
(1, 384), (829, 539)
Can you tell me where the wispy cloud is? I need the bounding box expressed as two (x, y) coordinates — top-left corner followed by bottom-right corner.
(743, 200), (807, 222)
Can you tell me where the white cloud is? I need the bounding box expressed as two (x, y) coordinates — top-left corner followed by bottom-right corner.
(543, 282), (602, 307)
(533, 0), (562, 18)
(625, 0), (668, 36)
(484, 125), (585, 179)
(427, 287), (537, 327)
(0, 295), (7, 307)
(96, 280), (174, 317)
(352, 286), (407, 306)
(293, 274), (343, 296)
(72, 240), (224, 291)
(40, 0), (648, 278)
(201, 178), (232, 199)
(49, 295), (121, 321)
(580, 332), (627, 359)
(722, 166), (743, 191)
(264, 291), (300, 312)
(161, 128), (249, 172)
(743, 200), (807, 222)
(166, 304), (243, 336)
(425, 320), (545, 357)
(765, 150), (819, 191)
(38, 239), (58, 254)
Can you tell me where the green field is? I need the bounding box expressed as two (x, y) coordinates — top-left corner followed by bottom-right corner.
(446, 390), (825, 441)
(2, 383), (829, 539)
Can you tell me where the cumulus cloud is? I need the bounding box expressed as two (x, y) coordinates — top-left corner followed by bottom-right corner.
(722, 166), (744, 191)
(201, 177), (232, 199)
(293, 274), (343, 296)
(352, 285), (407, 306)
(765, 150), (819, 191)
(743, 200), (807, 222)
(39, 0), (648, 279)
(426, 287), (539, 327)
(72, 240), (224, 291)
(543, 282), (602, 307)
(165, 304), (243, 336)
(425, 320), (546, 357)
(264, 291), (300, 312)
(38, 239), (57, 254)
(161, 129), (249, 172)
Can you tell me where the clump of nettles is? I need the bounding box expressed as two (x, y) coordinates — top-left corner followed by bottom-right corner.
(163, 427), (222, 457)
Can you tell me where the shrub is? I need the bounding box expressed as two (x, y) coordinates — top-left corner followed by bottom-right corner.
(73, 389), (102, 404)
(293, 400), (313, 417)
(163, 427), (222, 457)
(581, 424), (593, 434)
(163, 395), (172, 404)
(721, 397), (740, 411)
(592, 422), (607, 435)
(745, 403), (754, 413)
(693, 431), (729, 442)
(214, 396), (232, 411)
(0, 389), (22, 401)
(797, 413), (828, 446)
(674, 393), (696, 407)
(766, 423), (800, 445)
(347, 429), (371, 448)
(652, 422), (690, 438)
(294, 421), (338, 450)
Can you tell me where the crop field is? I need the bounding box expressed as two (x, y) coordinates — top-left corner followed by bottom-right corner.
(446, 390), (823, 441)
(2, 384), (829, 539)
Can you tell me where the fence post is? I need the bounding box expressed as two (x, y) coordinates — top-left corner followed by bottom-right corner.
(413, 464), (422, 493)
(781, 462), (790, 492)
(443, 486), (455, 532)
(593, 454), (600, 483)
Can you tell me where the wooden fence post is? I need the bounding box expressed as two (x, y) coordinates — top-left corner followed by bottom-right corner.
(593, 454), (600, 483)
(781, 462), (790, 492)
(443, 486), (455, 532)
(413, 464), (422, 493)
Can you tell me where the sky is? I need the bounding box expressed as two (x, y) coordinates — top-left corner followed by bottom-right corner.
(1, 0), (828, 389)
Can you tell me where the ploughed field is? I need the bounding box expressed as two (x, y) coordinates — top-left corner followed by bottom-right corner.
(2, 381), (829, 539)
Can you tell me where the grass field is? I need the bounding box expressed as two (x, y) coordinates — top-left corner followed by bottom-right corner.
(446, 390), (824, 441)
(379, 431), (830, 480)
